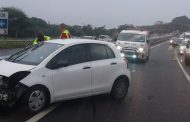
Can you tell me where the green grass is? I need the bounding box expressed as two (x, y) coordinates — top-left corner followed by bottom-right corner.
(0, 38), (32, 49)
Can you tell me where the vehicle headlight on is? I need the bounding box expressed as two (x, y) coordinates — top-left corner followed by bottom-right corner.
(137, 47), (144, 53)
(121, 53), (125, 57)
(117, 46), (122, 50)
(132, 55), (137, 59)
(170, 40), (173, 43)
(180, 46), (184, 50)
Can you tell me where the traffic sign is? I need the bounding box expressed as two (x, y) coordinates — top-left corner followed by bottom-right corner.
(0, 12), (8, 35)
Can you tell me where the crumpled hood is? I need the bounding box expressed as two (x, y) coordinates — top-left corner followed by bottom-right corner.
(0, 55), (10, 60)
(0, 60), (35, 77)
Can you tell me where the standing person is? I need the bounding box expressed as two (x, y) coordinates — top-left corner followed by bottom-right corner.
(59, 24), (71, 39)
(33, 31), (51, 45)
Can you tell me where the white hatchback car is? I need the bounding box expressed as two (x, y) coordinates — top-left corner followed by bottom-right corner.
(0, 39), (130, 113)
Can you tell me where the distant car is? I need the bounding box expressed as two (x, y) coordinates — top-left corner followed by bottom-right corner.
(99, 35), (112, 42)
(0, 39), (130, 113)
(185, 42), (190, 65)
(178, 41), (187, 55)
(82, 36), (96, 40)
(181, 32), (190, 44)
(170, 37), (183, 46)
(116, 29), (150, 62)
(169, 38), (174, 45)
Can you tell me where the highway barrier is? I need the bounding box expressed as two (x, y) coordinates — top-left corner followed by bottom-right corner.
(0, 36), (172, 49)
(149, 36), (172, 46)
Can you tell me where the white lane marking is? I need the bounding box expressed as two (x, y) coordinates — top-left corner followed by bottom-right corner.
(150, 41), (168, 49)
(168, 46), (173, 51)
(176, 51), (190, 83)
(150, 44), (161, 49)
(131, 70), (136, 73)
(26, 104), (59, 122)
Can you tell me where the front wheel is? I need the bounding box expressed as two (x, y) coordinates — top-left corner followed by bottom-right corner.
(23, 86), (48, 113)
(111, 77), (129, 100)
(185, 54), (190, 66)
(146, 53), (149, 61)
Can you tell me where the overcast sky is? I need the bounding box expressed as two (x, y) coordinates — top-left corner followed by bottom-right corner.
(0, 0), (190, 28)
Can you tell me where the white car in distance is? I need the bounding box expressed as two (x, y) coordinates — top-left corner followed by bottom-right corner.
(178, 41), (187, 55)
(99, 35), (112, 42)
(0, 39), (131, 113)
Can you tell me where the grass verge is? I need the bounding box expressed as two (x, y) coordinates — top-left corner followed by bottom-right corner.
(0, 39), (32, 49)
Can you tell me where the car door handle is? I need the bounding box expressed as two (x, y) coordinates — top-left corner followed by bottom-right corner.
(83, 66), (91, 69)
(110, 62), (117, 65)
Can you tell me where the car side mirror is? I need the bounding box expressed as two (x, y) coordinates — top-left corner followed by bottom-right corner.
(54, 60), (69, 69)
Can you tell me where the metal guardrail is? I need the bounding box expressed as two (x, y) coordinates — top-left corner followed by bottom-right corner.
(150, 36), (171, 45)
(0, 36), (172, 48)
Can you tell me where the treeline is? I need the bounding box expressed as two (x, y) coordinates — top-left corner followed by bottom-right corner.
(1, 7), (190, 39)
(0, 7), (134, 40)
(142, 16), (190, 34)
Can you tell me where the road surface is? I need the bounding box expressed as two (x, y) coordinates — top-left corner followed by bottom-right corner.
(1, 41), (190, 122)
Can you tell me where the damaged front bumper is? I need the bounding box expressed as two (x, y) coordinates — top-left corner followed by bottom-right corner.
(0, 78), (28, 106)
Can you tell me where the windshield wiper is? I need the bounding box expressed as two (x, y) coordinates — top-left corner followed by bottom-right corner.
(7, 45), (33, 61)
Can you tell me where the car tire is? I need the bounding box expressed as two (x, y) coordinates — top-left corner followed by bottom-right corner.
(111, 77), (129, 100)
(142, 53), (149, 63)
(146, 53), (149, 61)
(23, 86), (49, 113)
(185, 54), (190, 66)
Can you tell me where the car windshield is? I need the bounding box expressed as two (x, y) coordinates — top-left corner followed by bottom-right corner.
(6, 42), (63, 65)
(100, 35), (108, 39)
(185, 35), (190, 39)
(99, 36), (106, 39)
(118, 33), (145, 42)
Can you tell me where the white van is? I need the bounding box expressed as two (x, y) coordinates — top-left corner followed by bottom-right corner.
(116, 29), (150, 62)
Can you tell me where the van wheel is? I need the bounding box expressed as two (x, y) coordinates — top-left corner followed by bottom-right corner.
(24, 86), (48, 113)
(185, 54), (190, 66)
(146, 54), (149, 61)
(111, 77), (129, 100)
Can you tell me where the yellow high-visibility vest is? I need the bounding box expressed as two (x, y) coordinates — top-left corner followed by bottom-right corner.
(60, 29), (71, 39)
(33, 36), (51, 45)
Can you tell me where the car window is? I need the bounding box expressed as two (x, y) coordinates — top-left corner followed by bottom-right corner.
(105, 46), (115, 59)
(88, 44), (109, 61)
(118, 33), (145, 42)
(50, 44), (88, 68)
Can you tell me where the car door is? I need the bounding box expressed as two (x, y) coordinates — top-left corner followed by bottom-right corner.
(88, 44), (118, 94)
(49, 44), (92, 100)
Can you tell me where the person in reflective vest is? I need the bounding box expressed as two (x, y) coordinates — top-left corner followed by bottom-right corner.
(59, 24), (71, 39)
(33, 31), (51, 45)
